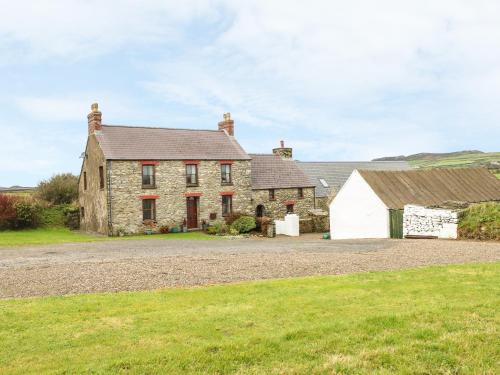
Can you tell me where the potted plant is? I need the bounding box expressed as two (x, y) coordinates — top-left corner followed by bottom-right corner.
(201, 219), (208, 231)
(143, 219), (156, 235)
(182, 218), (188, 232)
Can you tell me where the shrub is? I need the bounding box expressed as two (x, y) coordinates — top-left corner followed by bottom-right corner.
(36, 173), (78, 205)
(257, 216), (272, 235)
(206, 226), (217, 235)
(39, 204), (70, 227)
(458, 202), (500, 241)
(159, 225), (170, 234)
(230, 216), (256, 234)
(0, 194), (18, 229)
(14, 200), (41, 229)
(224, 211), (243, 226)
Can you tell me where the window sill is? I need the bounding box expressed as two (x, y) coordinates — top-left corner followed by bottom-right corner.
(142, 185), (157, 189)
(186, 184), (199, 188)
(221, 182), (233, 186)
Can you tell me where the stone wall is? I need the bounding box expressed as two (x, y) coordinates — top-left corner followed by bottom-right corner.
(403, 204), (459, 239)
(109, 160), (253, 234)
(78, 135), (109, 234)
(252, 187), (315, 220)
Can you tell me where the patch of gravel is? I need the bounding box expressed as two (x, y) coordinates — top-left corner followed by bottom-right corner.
(0, 236), (498, 298)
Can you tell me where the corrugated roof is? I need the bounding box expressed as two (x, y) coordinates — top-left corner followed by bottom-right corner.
(297, 161), (411, 197)
(358, 168), (500, 209)
(96, 125), (251, 160)
(250, 154), (316, 190)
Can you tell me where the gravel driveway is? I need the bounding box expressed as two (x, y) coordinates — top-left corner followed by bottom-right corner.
(1, 235), (499, 298)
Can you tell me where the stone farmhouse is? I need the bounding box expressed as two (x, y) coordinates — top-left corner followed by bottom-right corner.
(79, 104), (314, 235)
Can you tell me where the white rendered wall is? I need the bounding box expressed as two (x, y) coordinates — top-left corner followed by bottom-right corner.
(275, 214), (300, 236)
(329, 170), (389, 239)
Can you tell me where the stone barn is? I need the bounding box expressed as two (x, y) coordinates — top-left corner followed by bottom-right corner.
(329, 168), (500, 240)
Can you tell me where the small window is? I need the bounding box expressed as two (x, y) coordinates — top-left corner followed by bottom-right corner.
(142, 165), (155, 188)
(99, 166), (104, 189)
(222, 195), (232, 216)
(142, 199), (156, 221)
(269, 189), (275, 200)
(186, 164), (198, 186)
(298, 188), (304, 199)
(83, 172), (87, 190)
(221, 164), (232, 184)
(286, 204), (294, 214)
(80, 207), (85, 219)
(319, 178), (329, 188)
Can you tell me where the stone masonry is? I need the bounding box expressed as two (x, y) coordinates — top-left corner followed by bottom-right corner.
(252, 187), (315, 220)
(403, 204), (459, 239)
(110, 160), (253, 235)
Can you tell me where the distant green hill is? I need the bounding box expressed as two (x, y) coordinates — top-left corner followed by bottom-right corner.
(373, 151), (500, 178)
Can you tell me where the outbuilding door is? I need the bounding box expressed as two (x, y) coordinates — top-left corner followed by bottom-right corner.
(389, 209), (403, 239)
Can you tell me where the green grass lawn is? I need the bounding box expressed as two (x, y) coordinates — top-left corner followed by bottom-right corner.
(0, 227), (216, 247)
(1, 263), (498, 374)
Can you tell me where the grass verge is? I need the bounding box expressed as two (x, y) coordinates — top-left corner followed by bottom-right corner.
(458, 202), (500, 241)
(0, 227), (216, 247)
(0, 263), (499, 374)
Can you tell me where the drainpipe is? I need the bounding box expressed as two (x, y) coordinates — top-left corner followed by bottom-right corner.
(106, 160), (113, 236)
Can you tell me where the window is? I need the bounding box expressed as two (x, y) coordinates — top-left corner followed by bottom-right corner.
(99, 166), (105, 189)
(83, 172), (87, 190)
(142, 199), (156, 221)
(142, 165), (155, 188)
(186, 164), (198, 186)
(80, 207), (85, 219)
(222, 195), (232, 216)
(221, 164), (232, 184)
(286, 204), (294, 214)
(319, 178), (329, 188)
(269, 189), (275, 200)
(298, 188), (304, 199)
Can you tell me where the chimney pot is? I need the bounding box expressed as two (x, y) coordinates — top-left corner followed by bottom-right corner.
(273, 140), (293, 159)
(280, 140), (284, 148)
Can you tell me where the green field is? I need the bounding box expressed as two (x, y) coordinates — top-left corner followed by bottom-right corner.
(1, 263), (498, 374)
(408, 151), (500, 170)
(0, 228), (216, 247)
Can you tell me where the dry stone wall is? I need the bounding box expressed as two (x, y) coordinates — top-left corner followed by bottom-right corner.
(403, 204), (458, 239)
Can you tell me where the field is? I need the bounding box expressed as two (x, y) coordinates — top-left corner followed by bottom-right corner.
(1, 263), (498, 374)
(0, 228), (216, 247)
(407, 151), (500, 170)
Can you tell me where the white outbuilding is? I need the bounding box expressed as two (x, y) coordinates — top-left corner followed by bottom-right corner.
(329, 168), (500, 240)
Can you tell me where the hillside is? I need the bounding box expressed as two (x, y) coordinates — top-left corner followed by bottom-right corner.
(373, 151), (500, 177)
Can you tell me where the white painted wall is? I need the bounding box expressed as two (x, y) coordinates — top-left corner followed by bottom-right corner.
(329, 170), (390, 239)
(275, 214), (300, 236)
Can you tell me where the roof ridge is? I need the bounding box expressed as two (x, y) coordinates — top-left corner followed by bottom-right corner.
(102, 124), (222, 133)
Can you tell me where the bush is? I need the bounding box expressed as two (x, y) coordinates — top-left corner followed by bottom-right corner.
(206, 226), (217, 235)
(0, 194), (18, 229)
(36, 173), (78, 205)
(458, 202), (500, 241)
(230, 216), (256, 234)
(0, 194), (41, 229)
(14, 200), (41, 229)
(159, 225), (170, 234)
(257, 216), (272, 235)
(206, 221), (229, 235)
(224, 211), (243, 226)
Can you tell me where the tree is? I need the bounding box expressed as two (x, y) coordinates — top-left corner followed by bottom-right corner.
(36, 173), (79, 205)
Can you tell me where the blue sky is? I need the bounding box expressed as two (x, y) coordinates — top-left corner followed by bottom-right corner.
(1, 0), (500, 186)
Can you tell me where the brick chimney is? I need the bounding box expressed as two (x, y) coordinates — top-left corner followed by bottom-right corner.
(218, 112), (234, 136)
(87, 102), (102, 135)
(273, 140), (293, 159)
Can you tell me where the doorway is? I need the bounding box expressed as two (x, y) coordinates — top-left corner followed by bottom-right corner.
(186, 197), (199, 229)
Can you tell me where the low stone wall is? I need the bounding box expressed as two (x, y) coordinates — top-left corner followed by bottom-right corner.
(403, 204), (459, 239)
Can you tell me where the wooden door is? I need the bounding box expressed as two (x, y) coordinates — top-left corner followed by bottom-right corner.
(389, 209), (403, 239)
(186, 197), (198, 229)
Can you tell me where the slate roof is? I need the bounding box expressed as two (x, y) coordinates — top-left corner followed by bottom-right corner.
(296, 161), (411, 197)
(250, 154), (316, 190)
(96, 125), (251, 160)
(358, 168), (500, 209)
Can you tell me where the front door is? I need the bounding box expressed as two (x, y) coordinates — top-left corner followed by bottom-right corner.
(186, 197), (198, 229)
